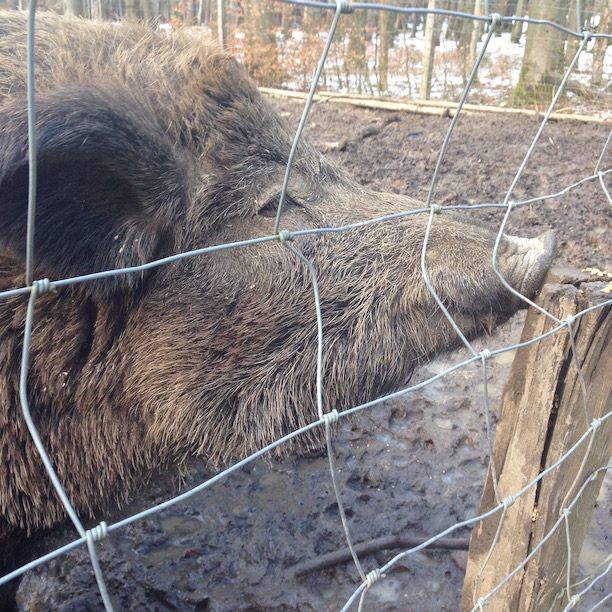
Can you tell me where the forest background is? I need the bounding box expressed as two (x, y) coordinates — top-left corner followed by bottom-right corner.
(2, 1), (611, 116)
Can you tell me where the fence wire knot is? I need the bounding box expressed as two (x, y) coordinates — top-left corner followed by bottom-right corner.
(364, 568), (382, 588)
(323, 409), (339, 427)
(479, 348), (492, 362)
(336, 0), (354, 15)
(476, 596), (488, 610)
(490, 13), (502, 28)
(429, 204), (443, 214)
(278, 229), (294, 245)
(590, 417), (602, 433)
(32, 278), (53, 295)
(565, 314), (575, 328)
(502, 494), (516, 509)
(560, 507), (571, 519)
(85, 521), (108, 544)
(569, 593), (581, 608)
(581, 31), (592, 43)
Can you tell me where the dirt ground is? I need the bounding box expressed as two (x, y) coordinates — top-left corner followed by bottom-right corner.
(14, 99), (612, 610)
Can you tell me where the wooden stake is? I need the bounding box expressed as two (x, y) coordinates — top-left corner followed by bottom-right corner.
(461, 269), (612, 611)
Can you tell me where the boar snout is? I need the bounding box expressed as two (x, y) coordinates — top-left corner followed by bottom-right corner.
(501, 230), (557, 299)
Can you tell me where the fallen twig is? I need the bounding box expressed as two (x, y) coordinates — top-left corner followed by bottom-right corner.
(292, 534), (470, 578)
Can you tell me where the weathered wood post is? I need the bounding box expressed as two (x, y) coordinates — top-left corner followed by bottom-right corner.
(461, 269), (612, 611)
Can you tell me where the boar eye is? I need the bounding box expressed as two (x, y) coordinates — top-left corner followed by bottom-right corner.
(258, 194), (296, 218)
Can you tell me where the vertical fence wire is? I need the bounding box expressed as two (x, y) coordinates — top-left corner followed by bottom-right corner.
(25, 1), (37, 287)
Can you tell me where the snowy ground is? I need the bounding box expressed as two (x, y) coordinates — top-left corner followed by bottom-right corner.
(222, 16), (612, 117)
(385, 22), (612, 107)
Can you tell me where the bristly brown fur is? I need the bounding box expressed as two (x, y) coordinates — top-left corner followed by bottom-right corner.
(0, 10), (554, 580)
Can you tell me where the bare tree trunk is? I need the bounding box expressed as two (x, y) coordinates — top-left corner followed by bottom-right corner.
(346, 10), (367, 94)
(378, 6), (396, 92)
(494, 0), (512, 33)
(432, 9), (443, 47)
(420, 0), (437, 100)
(241, 0), (279, 86)
(449, 0), (468, 40)
(124, 0), (140, 20)
(217, 0), (226, 48)
(592, 1), (612, 86)
(469, 0), (484, 70)
(140, 0), (154, 22)
(510, 0), (528, 43)
(565, 0), (581, 67)
(64, 0), (86, 16)
(197, 0), (204, 24)
(514, 0), (570, 101)
(411, 11), (419, 38)
(457, 0), (475, 84)
(198, 0), (205, 26)
(97, 0), (111, 20)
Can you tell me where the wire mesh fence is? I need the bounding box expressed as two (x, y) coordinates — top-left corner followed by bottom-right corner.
(0, 0), (611, 610)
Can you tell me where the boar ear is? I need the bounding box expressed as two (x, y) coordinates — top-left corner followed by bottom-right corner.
(0, 85), (187, 295)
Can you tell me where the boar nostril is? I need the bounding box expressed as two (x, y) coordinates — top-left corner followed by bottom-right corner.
(518, 230), (557, 297)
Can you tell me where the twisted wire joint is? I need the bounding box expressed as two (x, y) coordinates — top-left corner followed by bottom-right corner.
(85, 521), (108, 544)
(502, 494), (516, 509)
(490, 13), (502, 28)
(32, 278), (53, 295)
(337, 0), (354, 15)
(323, 409), (339, 427)
(590, 417), (602, 433)
(364, 568), (382, 588)
(278, 229), (294, 245)
(569, 593), (581, 608)
(480, 348), (492, 361)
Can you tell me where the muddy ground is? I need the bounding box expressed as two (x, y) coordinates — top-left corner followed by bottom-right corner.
(14, 99), (612, 610)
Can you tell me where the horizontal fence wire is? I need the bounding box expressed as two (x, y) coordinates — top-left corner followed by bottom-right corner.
(1, 0), (611, 610)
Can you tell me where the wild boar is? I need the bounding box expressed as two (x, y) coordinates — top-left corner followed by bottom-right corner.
(0, 10), (555, 576)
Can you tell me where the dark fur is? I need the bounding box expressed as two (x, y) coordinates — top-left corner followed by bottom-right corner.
(0, 10), (554, 584)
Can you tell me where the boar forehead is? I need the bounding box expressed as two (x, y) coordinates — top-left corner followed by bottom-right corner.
(0, 15), (325, 187)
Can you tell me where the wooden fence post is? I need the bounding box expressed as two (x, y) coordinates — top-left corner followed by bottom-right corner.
(461, 269), (612, 611)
